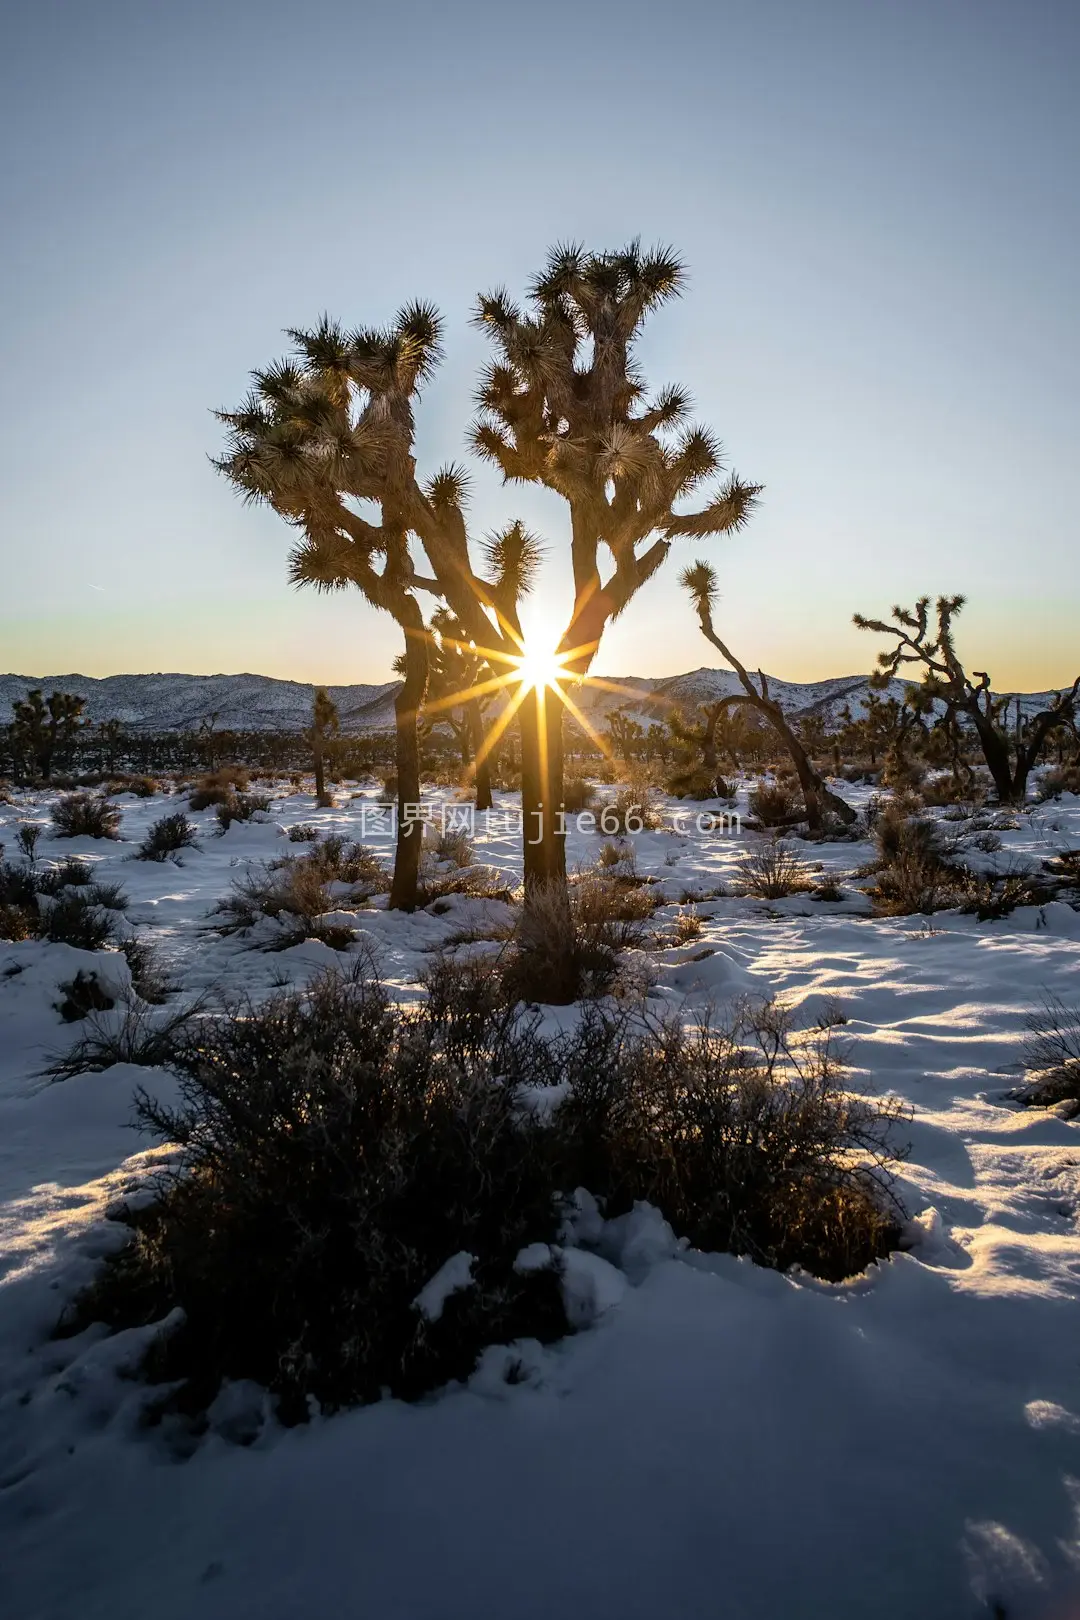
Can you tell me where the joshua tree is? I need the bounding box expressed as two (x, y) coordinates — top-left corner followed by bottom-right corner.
(217, 243), (758, 907)
(680, 564), (856, 831)
(854, 595), (1080, 804)
(470, 241), (760, 892)
(214, 305), (453, 909)
(604, 708), (645, 766)
(307, 687), (339, 801)
(9, 690), (87, 783)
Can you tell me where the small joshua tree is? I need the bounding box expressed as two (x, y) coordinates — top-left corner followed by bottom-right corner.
(10, 690), (87, 783)
(680, 563), (856, 831)
(307, 687), (340, 802)
(854, 595), (1080, 805)
(407, 607), (499, 811)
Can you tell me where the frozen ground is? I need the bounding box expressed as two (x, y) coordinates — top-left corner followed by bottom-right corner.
(2, 780), (1080, 1619)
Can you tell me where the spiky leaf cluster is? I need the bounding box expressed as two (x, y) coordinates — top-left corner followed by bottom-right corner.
(471, 241), (761, 655)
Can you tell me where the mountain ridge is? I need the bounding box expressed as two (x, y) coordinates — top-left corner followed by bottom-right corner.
(0, 667), (1061, 734)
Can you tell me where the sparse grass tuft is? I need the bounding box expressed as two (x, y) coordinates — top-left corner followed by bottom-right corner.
(737, 839), (813, 900)
(1018, 996), (1080, 1112)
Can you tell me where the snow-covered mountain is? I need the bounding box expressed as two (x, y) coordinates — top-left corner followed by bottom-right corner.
(0, 667), (1061, 734)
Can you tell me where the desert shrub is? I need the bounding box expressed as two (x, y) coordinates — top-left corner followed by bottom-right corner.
(748, 780), (803, 827)
(562, 777), (596, 813)
(37, 890), (119, 950)
(212, 864), (353, 951)
(864, 807), (962, 916)
(666, 764), (734, 801)
(51, 793), (121, 840)
(810, 876), (845, 903)
(188, 768), (250, 811)
(35, 857), (93, 893)
(65, 966), (906, 1423)
(287, 823), (320, 842)
(429, 826), (474, 868)
(316, 790), (335, 808)
(957, 866), (1055, 921)
(419, 864), (513, 908)
(380, 773), (398, 801)
(216, 792), (273, 832)
(671, 903), (703, 943)
(1036, 765), (1080, 802)
(968, 830), (1004, 854)
(107, 776), (159, 799)
(593, 787), (662, 836)
(556, 997), (906, 1281)
(137, 813), (198, 862)
(922, 772), (980, 808)
(0, 903), (35, 941)
(737, 839), (813, 900)
(66, 968), (569, 1419)
(1018, 995), (1080, 1112)
(211, 838), (388, 949)
(502, 874), (654, 1004)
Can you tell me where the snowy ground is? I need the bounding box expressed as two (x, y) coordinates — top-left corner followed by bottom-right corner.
(3, 780), (1080, 1619)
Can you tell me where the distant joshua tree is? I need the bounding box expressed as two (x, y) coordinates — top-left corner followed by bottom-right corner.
(854, 595), (1080, 804)
(680, 564), (856, 831)
(9, 690), (87, 783)
(403, 607), (498, 811)
(307, 688), (340, 802)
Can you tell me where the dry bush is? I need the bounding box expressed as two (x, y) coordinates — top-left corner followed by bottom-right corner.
(922, 773), (981, 807)
(957, 865), (1055, 921)
(1036, 765), (1080, 802)
(593, 787), (662, 835)
(502, 874), (655, 1004)
(1018, 995), (1080, 1112)
(737, 839), (813, 900)
(562, 777), (596, 813)
(557, 997), (907, 1281)
(748, 780), (803, 827)
(107, 776), (159, 799)
(65, 966), (569, 1420)
(667, 764), (735, 801)
(864, 806), (962, 917)
(671, 903), (703, 943)
(429, 826), (474, 868)
(56, 969), (117, 1022)
(216, 792), (273, 832)
(137, 813), (198, 862)
(188, 768), (250, 811)
(62, 966), (906, 1423)
(211, 838), (388, 949)
(287, 823), (320, 842)
(51, 793), (121, 840)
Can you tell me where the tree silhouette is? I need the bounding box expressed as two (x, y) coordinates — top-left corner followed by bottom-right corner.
(854, 595), (1080, 804)
(307, 688), (340, 802)
(680, 564), (856, 831)
(10, 690), (87, 783)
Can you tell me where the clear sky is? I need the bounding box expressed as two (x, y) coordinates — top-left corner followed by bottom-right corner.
(1, 0), (1077, 692)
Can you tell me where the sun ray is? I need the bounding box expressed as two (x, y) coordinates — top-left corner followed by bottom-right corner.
(471, 679), (532, 772)
(556, 684), (617, 762)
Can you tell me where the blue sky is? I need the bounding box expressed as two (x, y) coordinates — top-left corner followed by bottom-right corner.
(1, 0), (1077, 690)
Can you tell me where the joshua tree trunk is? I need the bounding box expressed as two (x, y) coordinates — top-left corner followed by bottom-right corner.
(469, 698), (493, 812)
(313, 747), (325, 800)
(388, 610), (429, 911)
(518, 686), (568, 898)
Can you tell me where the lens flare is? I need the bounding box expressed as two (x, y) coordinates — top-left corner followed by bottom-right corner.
(512, 633), (569, 691)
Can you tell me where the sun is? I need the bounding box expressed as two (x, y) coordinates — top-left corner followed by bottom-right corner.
(511, 632), (570, 692)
